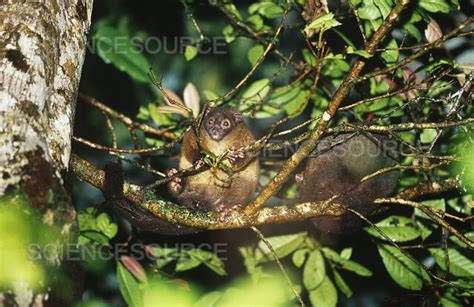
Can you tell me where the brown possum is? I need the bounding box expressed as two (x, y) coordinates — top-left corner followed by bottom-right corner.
(168, 107), (259, 216)
(103, 107), (259, 234)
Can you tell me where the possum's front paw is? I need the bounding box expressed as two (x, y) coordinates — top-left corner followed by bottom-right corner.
(167, 168), (183, 195)
(228, 146), (246, 165)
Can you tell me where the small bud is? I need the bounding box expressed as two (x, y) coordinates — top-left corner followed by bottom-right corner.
(120, 255), (147, 283)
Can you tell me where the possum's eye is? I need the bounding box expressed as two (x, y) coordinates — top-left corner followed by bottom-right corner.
(221, 119), (230, 128)
(207, 118), (214, 125)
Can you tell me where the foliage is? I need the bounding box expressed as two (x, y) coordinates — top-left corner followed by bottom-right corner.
(74, 0), (474, 305)
(0, 190), (63, 289)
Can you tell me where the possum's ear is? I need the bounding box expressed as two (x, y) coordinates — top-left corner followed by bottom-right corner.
(203, 105), (212, 117)
(231, 109), (243, 123)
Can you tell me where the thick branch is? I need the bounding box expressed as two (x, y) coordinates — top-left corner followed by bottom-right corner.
(70, 153), (457, 229)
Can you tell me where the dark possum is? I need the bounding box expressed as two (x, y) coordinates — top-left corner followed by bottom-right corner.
(296, 133), (400, 234)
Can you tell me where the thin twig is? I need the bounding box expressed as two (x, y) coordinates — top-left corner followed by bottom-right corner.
(251, 226), (305, 307)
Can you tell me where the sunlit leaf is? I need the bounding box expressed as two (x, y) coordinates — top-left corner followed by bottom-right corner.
(308, 277), (337, 307)
(185, 45), (198, 61)
(94, 24), (149, 82)
(332, 268), (352, 298)
(377, 244), (424, 290)
(292, 248), (309, 268)
(302, 49), (317, 66)
(429, 248), (474, 278)
(117, 262), (143, 307)
(322, 248), (372, 276)
(365, 215), (421, 242)
(255, 232), (306, 263)
(194, 291), (222, 307)
(340, 248), (352, 260)
(347, 46), (373, 58)
(304, 249), (326, 290)
(176, 255), (202, 272)
(304, 12), (341, 35)
(247, 14), (264, 30)
(249, 2), (284, 19)
(357, 4), (381, 20)
(247, 44), (264, 66)
(419, 0), (451, 13)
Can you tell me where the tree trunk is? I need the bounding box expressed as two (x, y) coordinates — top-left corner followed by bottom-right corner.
(0, 0), (93, 305)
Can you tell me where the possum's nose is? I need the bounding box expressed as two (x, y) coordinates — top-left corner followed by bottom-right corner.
(210, 127), (222, 139)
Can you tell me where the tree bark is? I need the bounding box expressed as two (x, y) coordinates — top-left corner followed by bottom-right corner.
(0, 0), (93, 305)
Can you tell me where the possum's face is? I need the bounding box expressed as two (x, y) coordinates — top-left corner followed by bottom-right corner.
(203, 108), (243, 141)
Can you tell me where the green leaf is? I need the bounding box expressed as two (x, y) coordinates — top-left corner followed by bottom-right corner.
(185, 45), (198, 61)
(149, 102), (175, 126)
(175, 256), (201, 272)
(154, 246), (178, 268)
(322, 248), (373, 276)
(346, 46), (373, 58)
(302, 49), (317, 66)
(440, 288), (463, 307)
(292, 249), (309, 268)
(420, 129), (438, 143)
(304, 12), (341, 35)
(377, 244), (424, 290)
(203, 257), (227, 276)
(340, 248), (352, 260)
(222, 25), (236, 43)
(404, 23), (422, 41)
(332, 268), (352, 298)
(94, 24), (149, 82)
(117, 262), (143, 307)
(321, 57), (350, 78)
(249, 2), (284, 19)
(357, 4), (381, 20)
(308, 277), (338, 307)
(303, 250), (326, 290)
(381, 39), (399, 64)
(247, 44), (264, 66)
(419, 0), (451, 13)
(365, 215), (421, 242)
(449, 231), (474, 249)
(247, 14), (264, 30)
(429, 248), (474, 278)
(80, 230), (110, 246)
(187, 249), (227, 276)
(255, 232), (306, 263)
(203, 90), (219, 100)
(241, 79), (271, 107)
(194, 291), (222, 307)
(374, 0), (392, 19)
(270, 84), (309, 117)
(96, 213), (118, 239)
(224, 3), (242, 20)
(415, 199), (445, 220)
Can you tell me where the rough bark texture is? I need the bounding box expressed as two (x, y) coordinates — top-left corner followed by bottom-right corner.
(0, 0), (93, 305)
